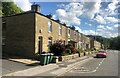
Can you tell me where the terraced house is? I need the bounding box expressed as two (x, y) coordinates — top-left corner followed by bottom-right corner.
(2, 4), (102, 58)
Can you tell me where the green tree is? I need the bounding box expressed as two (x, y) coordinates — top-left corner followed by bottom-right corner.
(109, 36), (120, 50)
(0, 2), (2, 16)
(2, 1), (23, 16)
(0, 7), (2, 16)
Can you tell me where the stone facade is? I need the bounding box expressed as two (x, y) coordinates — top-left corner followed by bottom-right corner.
(90, 39), (101, 50)
(94, 40), (101, 50)
(80, 34), (90, 50)
(2, 11), (102, 58)
(2, 12), (35, 58)
(35, 13), (68, 53)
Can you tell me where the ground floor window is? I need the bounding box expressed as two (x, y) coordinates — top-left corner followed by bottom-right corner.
(48, 37), (52, 48)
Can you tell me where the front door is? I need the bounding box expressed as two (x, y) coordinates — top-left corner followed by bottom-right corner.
(38, 36), (42, 54)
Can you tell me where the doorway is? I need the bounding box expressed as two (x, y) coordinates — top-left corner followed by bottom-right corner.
(38, 36), (43, 54)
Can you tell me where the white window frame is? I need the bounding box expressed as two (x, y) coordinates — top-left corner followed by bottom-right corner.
(48, 20), (52, 32)
(48, 37), (52, 47)
(68, 29), (70, 36)
(59, 25), (62, 35)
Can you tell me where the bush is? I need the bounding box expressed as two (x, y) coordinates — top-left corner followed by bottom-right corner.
(50, 41), (78, 56)
(50, 41), (66, 56)
(77, 48), (84, 53)
(65, 44), (77, 54)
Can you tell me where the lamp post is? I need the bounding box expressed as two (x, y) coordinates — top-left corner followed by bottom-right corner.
(94, 25), (97, 51)
(95, 25), (97, 41)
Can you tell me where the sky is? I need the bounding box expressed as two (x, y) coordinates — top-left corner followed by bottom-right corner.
(13, 0), (120, 38)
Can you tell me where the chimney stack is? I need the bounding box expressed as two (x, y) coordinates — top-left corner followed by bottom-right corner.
(31, 3), (40, 12)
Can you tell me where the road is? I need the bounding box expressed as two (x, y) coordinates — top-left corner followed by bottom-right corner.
(1, 50), (119, 77)
(62, 50), (118, 76)
(1, 59), (38, 75)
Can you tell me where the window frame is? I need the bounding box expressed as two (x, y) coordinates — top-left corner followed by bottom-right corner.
(59, 25), (62, 35)
(48, 37), (52, 47)
(48, 20), (52, 32)
(68, 29), (71, 36)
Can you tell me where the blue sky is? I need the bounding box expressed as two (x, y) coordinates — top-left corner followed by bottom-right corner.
(13, 0), (119, 38)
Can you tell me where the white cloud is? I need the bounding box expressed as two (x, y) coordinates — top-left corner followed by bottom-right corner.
(114, 24), (118, 28)
(53, 1), (119, 38)
(94, 15), (106, 24)
(96, 25), (118, 38)
(107, 0), (119, 15)
(106, 26), (113, 30)
(75, 26), (82, 33)
(53, 3), (83, 25)
(105, 16), (118, 23)
(97, 25), (106, 30)
(88, 24), (92, 26)
(82, 30), (95, 35)
(83, 0), (101, 19)
(13, 0), (32, 11)
(56, 9), (67, 17)
(85, 22), (92, 26)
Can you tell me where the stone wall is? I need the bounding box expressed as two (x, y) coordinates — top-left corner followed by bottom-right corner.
(4, 13), (35, 58)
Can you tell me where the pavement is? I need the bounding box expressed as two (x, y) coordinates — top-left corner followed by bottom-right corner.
(2, 54), (94, 76)
(7, 58), (40, 64)
(2, 54), (40, 64)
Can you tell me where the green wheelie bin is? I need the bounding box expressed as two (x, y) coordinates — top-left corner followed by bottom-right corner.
(40, 54), (47, 65)
(46, 53), (50, 64)
(49, 53), (54, 63)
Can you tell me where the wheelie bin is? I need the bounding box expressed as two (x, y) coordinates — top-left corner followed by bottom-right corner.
(40, 54), (47, 65)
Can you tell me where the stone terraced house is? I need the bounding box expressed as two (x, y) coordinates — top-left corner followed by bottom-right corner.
(2, 4), (102, 58)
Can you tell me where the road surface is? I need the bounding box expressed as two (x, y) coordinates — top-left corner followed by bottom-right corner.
(1, 59), (38, 75)
(62, 50), (118, 76)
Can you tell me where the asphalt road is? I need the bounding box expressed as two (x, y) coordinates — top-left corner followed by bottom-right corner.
(62, 50), (118, 76)
(1, 59), (38, 75)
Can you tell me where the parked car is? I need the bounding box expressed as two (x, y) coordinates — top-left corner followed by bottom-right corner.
(96, 51), (107, 58)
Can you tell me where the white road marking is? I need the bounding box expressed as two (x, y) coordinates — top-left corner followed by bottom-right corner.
(71, 58), (105, 73)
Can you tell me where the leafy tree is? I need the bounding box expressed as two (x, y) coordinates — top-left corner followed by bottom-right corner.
(109, 36), (120, 50)
(2, 1), (23, 16)
(0, 6), (2, 16)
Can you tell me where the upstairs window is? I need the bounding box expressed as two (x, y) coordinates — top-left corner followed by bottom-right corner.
(79, 33), (81, 41)
(74, 31), (76, 40)
(48, 20), (52, 32)
(68, 29), (70, 36)
(59, 25), (62, 35)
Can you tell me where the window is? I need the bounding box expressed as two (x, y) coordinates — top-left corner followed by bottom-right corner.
(59, 25), (62, 35)
(68, 29), (70, 36)
(2, 21), (6, 30)
(63, 40), (65, 45)
(79, 33), (81, 41)
(74, 31), (76, 40)
(48, 37), (52, 47)
(48, 20), (52, 32)
(2, 21), (6, 46)
(2, 37), (5, 46)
